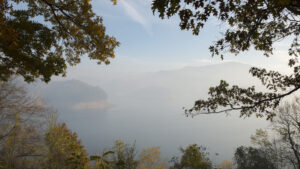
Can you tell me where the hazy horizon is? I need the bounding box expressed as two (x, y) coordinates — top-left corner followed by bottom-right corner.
(29, 61), (274, 164)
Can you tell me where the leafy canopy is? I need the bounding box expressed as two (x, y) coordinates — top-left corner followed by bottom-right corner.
(45, 123), (90, 169)
(234, 146), (277, 169)
(138, 146), (168, 169)
(0, 78), (50, 168)
(170, 144), (212, 169)
(109, 140), (138, 169)
(0, 0), (119, 82)
(152, 0), (300, 119)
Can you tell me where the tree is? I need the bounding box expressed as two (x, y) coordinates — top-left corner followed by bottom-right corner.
(0, 78), (50, 169)
(109, 140), (138, 169)
(90, 151), (114, 169)
(250, 129), (294, 169)
(0, 78), (92, 168)
(234, 146), (277, 169)
(270, 98), (300, 169)
(218, 160), (233, 169)
(245, 98), (300, 169)
(137, 146), (168, 169)
(170, 144), (212, 169)
(152, 0), (300, 119)
(0, 0), (119, 82)
(45, 122), (90, 169)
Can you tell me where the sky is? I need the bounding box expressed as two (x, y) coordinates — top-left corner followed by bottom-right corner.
(62, 0), (293, 78)
(15, 0), (294, 77)
(47, 0), (296, 86)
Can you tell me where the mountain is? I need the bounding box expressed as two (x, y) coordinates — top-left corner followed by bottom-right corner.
(41, 79), (108, 108)
(31, 80), (112, 126)
(34, 62), (269, 163)
(103, 62), (261, 106)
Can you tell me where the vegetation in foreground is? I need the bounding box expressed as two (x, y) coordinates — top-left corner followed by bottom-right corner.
(1, 78), (300, 169)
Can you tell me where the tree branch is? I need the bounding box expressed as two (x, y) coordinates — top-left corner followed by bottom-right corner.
(190, 86), (300, 116)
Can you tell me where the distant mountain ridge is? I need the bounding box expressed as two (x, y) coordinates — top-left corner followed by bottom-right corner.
(37, 79), (111, 114)
(29, 62), (268, 163)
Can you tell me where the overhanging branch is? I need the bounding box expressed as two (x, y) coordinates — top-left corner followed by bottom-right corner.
(189, 86), (300, 116)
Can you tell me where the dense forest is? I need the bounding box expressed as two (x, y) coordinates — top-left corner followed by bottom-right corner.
(0, 0), (299, 168)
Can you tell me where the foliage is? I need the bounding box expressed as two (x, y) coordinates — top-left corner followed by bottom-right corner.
(138, 146), (168, 169)
(242, 98), (300, 169)
(270, 98), (300, 169)
(0, 78), (49, 169)
(250, 129), (291, 169)
(152, 0), (300, 119)
(0, 0), (119, 82)
(218, 160), (233, 169)
(0, 78), (91, 169)
(90, 151), (114, 169)
(45, 122), (90, 169)
(110, 0), (117, 5)
(109, 140), (138, 169)
(170, 144), (212, 169)
(234, 146), (277, 169)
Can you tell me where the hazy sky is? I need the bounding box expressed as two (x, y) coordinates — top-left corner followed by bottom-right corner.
(64, 0), (292, 76)
(48, 0), (294, 86)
